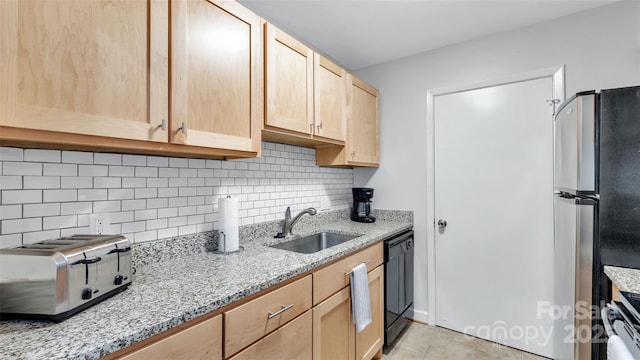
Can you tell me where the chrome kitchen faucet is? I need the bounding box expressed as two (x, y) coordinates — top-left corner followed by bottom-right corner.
(281, 206), (317, 238)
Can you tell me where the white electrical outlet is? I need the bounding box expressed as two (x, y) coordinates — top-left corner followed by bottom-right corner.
(320, 197), (331, 212)
(89, 213), (110, 234)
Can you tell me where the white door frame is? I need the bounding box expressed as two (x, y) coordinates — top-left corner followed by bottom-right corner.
(425, 65), (566, 326)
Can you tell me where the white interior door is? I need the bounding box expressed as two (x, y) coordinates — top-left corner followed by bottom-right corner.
(434, 78), (554, 357)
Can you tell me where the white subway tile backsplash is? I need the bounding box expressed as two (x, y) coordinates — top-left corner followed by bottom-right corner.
(147, 156), (169, 167)
(122, 177), (146, 188)
(122, 199), (146, 211)
(108, 189), (134, 200)
(0, 147), (24, 161)
(146, 178), (168, 188)
(78, 189), (107, 201)
(135, 167), (157, 177)
(157, 207), (178, 218)
(0, 143), (353, 247)
(3, 162), (42, 176)
(0, 205), (22, 220)
(94, 177), (121, 189)
(159, 168), (179, 178)
(43, 215), (77, 230)
(134, 230), (157, 243)
(135, 188), (157, 199)
(109, 166), (135, 177)
(168, 216), (187, 227)
(0, 176), (22, 190)
(135, 209), (157, 221)
(157, 227), (178, 239)
(94, 153), (122, 165)
(158, 187), (178, 198)
(79, 165), (108, 177)
(0, 233), (22, 248)
(122, 221), (145, 233)
(169, 157), (188, 168)
(24, 149), (61, 163)
(44, 163), (77, 176)
(62, 151), (93, 164)
(61, 176), (92, 189)
(2, 217), (42, 234)
(93, 201), (120, 213)
(61, 202), (92, 215)
(110, 211), (134, 224)
(24, 176), (60, 189)
(4, 190), (42, 204)
(122, 154), (146, 166)
(22, 203), (60, 218)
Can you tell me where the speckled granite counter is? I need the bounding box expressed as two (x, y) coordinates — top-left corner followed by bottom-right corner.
(0, 209), (412, 360)
(604, 265), (640, 294)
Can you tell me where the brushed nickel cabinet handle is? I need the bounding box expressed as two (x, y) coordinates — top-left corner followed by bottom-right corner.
(317, 122), (323, 131)
(350, 151), (356, 159)
(179, 122), (187, 134)
(159, 119), (167, 130)
(268, 304), (294, 319)
(344, 260), (372, 275)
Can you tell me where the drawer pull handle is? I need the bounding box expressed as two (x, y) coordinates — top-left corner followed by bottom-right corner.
(268, 304), (294, 319)
(344, 260), (372, 276)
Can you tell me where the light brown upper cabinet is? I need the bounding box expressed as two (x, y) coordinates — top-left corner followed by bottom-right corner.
(263, 23), (346, 146)
(0, 0), (168, 143)
(171, 0), (262, 154)
(316, 74), (380, 167)
(1, 0), (261, 159)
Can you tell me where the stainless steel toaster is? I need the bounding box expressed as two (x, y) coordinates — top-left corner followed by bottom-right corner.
(0, 234), (132, 321)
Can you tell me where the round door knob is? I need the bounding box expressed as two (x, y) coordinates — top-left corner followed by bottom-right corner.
(437, 219), (447, 229)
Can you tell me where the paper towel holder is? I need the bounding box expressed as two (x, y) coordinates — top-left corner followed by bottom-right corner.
(215, 195), (243, 254)
(214, 231), (244, 255)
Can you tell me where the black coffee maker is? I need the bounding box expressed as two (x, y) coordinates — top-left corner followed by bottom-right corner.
(351, 187), (375, 223)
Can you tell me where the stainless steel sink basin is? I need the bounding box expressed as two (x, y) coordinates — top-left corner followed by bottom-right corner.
(270, 232), (359, 254)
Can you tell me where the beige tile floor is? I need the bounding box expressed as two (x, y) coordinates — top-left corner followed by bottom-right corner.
(382, 322), (550, 360)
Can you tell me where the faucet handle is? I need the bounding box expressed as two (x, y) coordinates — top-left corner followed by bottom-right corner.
(285, 206), (292, 220)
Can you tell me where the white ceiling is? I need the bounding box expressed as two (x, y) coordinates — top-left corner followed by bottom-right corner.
(239, 0), (618, 70)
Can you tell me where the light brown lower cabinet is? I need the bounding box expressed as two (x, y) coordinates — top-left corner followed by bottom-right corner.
(313, 265), (384, 360)
(229, 310), (312, 360)
(357, 266), (384, 360)
(115, 314), (222, 360)
(107, 243), (386, 360)
(313, 286), (355, 360)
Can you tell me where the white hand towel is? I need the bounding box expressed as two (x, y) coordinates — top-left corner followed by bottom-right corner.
(350, 263), (371, 333)
(608, 335), (635, 360)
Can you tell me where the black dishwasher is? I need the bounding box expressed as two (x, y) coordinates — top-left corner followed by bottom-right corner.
(384, 230), (414, 350)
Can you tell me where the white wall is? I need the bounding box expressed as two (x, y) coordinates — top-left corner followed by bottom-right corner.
(354, 0), (640, 322)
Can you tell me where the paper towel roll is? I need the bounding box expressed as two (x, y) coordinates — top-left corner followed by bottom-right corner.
(219, 196), (239, 252)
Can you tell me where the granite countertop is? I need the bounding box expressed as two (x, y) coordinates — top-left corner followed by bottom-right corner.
(0, 210), (412, 360)
(604, 265), (640, 294)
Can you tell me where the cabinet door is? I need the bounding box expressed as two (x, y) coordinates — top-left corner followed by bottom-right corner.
(313, 54), (346, 142)
(265, 23), (313, 135)
(313, 286), (355, 360)
(356, 266), (384, 360)
(347, 75), (379, 165)
(0, 0), (168, 142)
(171, 0), (261, 153)
(229, 311), (312, 360)
(117, 315), (222, 360)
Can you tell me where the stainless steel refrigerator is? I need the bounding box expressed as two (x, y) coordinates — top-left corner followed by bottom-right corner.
(553, 86), (640, 360)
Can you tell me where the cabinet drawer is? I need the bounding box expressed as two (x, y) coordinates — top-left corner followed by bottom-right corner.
(117, 314), (222, 360)
(229, 310), (312, 360)
(224, 275), (312, 357)
(313, 242), (383, 305)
